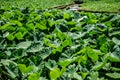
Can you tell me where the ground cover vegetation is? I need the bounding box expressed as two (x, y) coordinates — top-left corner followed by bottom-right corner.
(0, 5), (120, 80)
(0, 0), (72, 9)
(0, 0), (120, 80)
(0, 0), (120, 12)
(81, 0), (120, 12)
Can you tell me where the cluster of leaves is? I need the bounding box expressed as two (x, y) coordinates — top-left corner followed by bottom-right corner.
(0, 7), (120, 80)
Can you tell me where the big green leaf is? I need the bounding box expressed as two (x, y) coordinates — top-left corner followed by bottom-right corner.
(112, 37), (120, 45)
(87, 47), (99, 61)
(62, 37), (72, 48)
(100, 42), (108, 53)
(89, 72), (98, 80)
(92, 53), (109, 70)
(18, 64), (34, 73)
(52, 46), (63, 54)
(57, 31), (67, 41)
(58, 57), (77, 67)
(7, 33), (15, 41)
(106, 72), (120, 79)
(16, 41), (32, 49)
(28, 72), (40, 80)
(98, 34), (107, 46)
(15, 32), (23, 40)
(109, 53), (120, 62)
(36, 23), (47, 30)
(63, 13), (71, 20)
(27, 44), (43, 53)
(50, 68), (61, 80)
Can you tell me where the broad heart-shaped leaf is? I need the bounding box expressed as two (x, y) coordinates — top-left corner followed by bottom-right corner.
(76, 55), (87, 65)
(66, 21), (77, 26)
(72, 72), (83, 80)
(92, 53), (109, 70)
(18, 64), (34, 73)
(16, 41), (32, 49)
(48, 20), (55, 27)
(7, 33), (15, 41)
(15, 32), (23, 40)
(98, 34), (107, 46)
(1, 59), (17, 66)
(40, 48), (51, 60)
(62, 37), (72, 48)
(45, 60), (58, 70)
(109, 53), (120, 62)
(3, 31), (9, 38)
(80, 47), (103, 62)
(11, 20), (23, 27)
(60, 67), (66, 76)
(0, 23), (10, 30)
(50, 68), (61, 80)
(27, 44), (43, 53)
(52, 46), (63, 54)
(63, 13), (71, 20)
(100, 42), (108, 53)
(87, 47), (99, 61)
(74, 47), (104, 57)
(109, 31), (120, 37)
(112, 37), (120, 45)
(111, 67), (120, 71)
(106, 72), (120, 79)
(58, 57), (77, 67)
(89, 72), (98, 80)
(43, 38), (56, 48)
(58, 59), (73, 67)
(26, 66), (34, 73)
(18, 64), (27, 73)
(28, 72), (40, 80)
(35, 23), (47, 30)
(57, 31), (67, 41)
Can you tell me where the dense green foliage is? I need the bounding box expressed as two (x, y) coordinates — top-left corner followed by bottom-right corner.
(0, 6), (120, 80)
(0, 0), (72, 9)
(81, 0), (120, 12)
